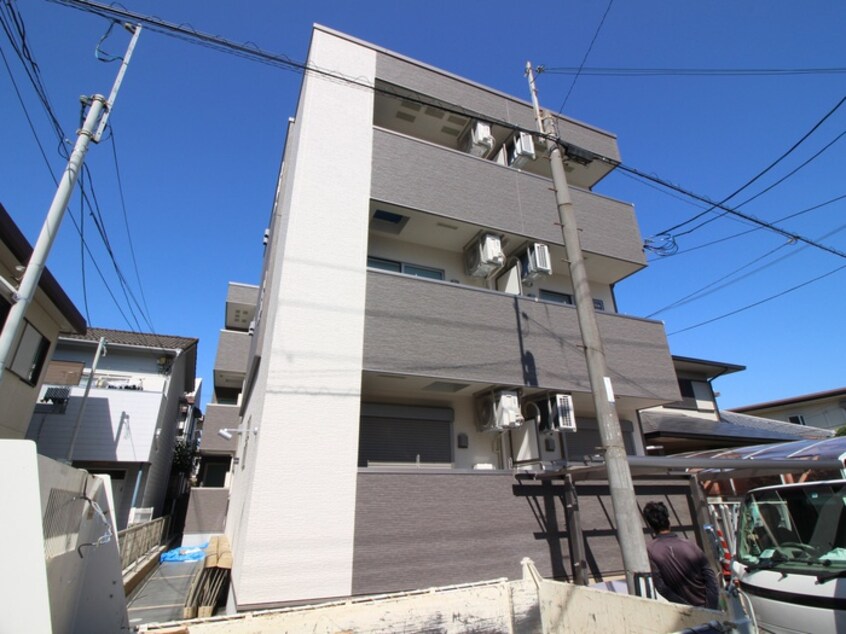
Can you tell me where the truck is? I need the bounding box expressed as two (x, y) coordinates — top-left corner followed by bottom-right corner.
(731, 478), (846, 633)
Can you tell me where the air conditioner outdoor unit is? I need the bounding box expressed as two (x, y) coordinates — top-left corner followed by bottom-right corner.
(476, 389), (524, 432)
(508, 132), (536, 168)
(460, 120), (495, 158)
(533, 393), (576, 433)
(551, 393), (576, 432)
(520, 243), (552, 283)
(464, 233), (505, 277)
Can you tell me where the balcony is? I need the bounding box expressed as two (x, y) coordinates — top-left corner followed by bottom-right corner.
(225, 282), (259, 332)
(213, 330), (250, 397)
(372, 58), (620, 189)
(371, 128), (645, 284)
(183, 487), (229, 536)
(363, 271), (679, 411)
(199, 404), (239, 454)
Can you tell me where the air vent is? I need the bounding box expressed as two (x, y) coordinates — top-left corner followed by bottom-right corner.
(423, 381), (470, 393)
(395, 111), (416, 123)
(424, 106), (445, 119)
(370, 209), (409, 235)
(400, 100), (422, 112)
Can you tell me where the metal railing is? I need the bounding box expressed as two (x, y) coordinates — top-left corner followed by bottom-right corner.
(118, 515), (169, 573)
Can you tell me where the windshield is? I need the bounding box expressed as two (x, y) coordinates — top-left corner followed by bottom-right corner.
(736, 481), (846, 574)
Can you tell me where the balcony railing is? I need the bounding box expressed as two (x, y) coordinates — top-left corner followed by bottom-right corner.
(118, 515), (170, 574)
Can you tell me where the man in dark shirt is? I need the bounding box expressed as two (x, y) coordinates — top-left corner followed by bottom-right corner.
(642, 501), (720, 610)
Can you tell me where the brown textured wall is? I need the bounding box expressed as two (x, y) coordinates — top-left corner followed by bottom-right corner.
(363, 271), (679, 402)
(371, 129), (644, 268)
(352, 471), (694, 596)
(374, 52), (621, 165)
(183, 487), (229, 534)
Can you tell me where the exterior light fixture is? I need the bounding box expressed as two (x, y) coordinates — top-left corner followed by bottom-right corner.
(218, 428), (258, 440)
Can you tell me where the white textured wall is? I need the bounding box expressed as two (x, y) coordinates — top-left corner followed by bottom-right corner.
(29, 388), (164, 462)
(229, 29), (376, 606)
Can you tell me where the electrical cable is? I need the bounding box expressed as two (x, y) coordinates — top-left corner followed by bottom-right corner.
(0, 43), (57, 183)
(646, 94), (846, 244)
(541, 66), (846, 76)
(107, 126), (158, 337)
(43, 0), (846, 336)
(557, 0), (615, 113)
(650, 192), (846, 262)
(667, 263), (846, 336)
(7, 1), (179, 348)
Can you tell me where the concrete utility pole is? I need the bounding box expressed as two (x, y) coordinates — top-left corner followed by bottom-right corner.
(0, 24), (141, 384)
(526, 63), (653, 597)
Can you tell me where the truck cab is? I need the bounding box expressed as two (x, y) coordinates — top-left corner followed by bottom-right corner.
(733, 480), (846, 633)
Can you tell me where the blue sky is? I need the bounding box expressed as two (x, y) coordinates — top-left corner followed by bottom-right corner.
(2, 1), (844, 411)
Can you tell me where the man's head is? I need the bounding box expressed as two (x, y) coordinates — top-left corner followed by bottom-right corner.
(643, 501), (671, 533)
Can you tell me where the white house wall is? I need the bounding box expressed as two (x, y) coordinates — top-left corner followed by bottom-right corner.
(30, 388), (164, 462)
(228, 29), (376, 607)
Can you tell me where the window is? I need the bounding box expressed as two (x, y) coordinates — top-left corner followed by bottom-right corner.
(43, 360), (84, 386)
(539, 289), (573, 305)
(200, 457), (232, 487)
(9, 322), (50, 385)
(788, 415), (806, 426)
(358, 404), (453, 467)
(538, 290), (605, 312)
(367, 256), (401, 273)
(367, 257), (444, 281)
(403, 263), (444, 280)
(674, 378), (715, 412)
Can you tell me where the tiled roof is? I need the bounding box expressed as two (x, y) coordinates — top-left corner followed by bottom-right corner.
(640, 409), (832, 442)
(61, 327), (198, 351)
(720, 410), (833, 440)
(731, 387), (846, 412)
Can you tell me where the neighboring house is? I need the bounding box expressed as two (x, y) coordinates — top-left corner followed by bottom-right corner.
(181, 282), (253, 546)
(26, 327), (200, 530)
(640, 356), (832, 454)
(731, 387), (846, 433)
(217, 26), (685, 611)
(0, 202), (86, 438)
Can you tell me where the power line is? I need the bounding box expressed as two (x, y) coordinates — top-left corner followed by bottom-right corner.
(4, 2), (167, 338)
(542, 66), (846, 77)
(667, 263), (846, 336)
(108, 126), (156, 335)
(601, 157), (846, 261)
(649, 192), (846, 262)
(557, 0), (615, 113)
(645, 94), (846, 248)
(48, 0), (846, 319)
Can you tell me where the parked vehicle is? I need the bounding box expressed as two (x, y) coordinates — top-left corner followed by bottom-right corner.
(732, 480), (846, 633)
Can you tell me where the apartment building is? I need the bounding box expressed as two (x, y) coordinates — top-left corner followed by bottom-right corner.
(220, 26), (685, 611)
(27, 327), (200, 530)
(181, 282), (255, 546)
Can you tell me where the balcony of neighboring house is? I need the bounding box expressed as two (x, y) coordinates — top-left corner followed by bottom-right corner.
(369, 130), (645, 286)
